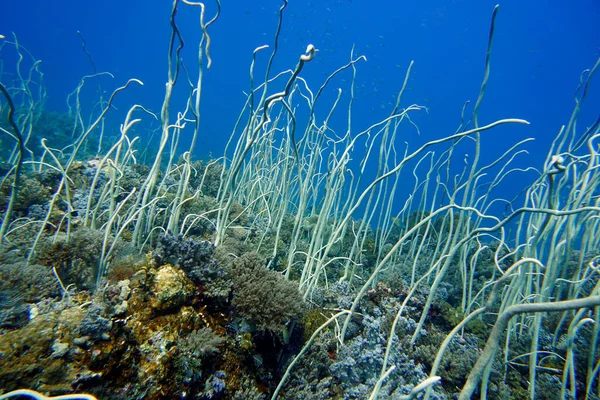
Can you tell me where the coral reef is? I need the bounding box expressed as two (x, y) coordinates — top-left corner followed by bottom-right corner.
(1, 3), (598, 399)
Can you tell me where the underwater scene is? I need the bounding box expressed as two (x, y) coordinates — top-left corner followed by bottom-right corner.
(0, 0), (599, 399)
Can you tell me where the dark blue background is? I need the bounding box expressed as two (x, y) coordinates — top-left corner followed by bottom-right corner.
(1, 0), (599, 212)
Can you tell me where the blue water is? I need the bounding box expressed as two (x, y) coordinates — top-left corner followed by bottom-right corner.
(1, 0), (599, 200)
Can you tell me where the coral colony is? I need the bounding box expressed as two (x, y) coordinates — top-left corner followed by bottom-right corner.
(1, 1), (599, 399)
